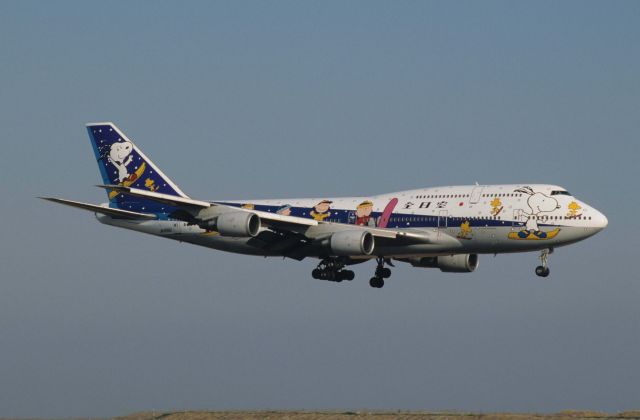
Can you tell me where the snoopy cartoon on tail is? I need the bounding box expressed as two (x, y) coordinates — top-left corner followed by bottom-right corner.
(511, 186), (561, 240)
(108, 141), (134, 182)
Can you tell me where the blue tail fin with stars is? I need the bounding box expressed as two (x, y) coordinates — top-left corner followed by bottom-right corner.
(86, 122), (188, 212)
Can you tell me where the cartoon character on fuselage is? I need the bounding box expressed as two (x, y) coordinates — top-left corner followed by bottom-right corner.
(457, 220), (473, 239)
(490, 198), (503, 217)
(355, 200), (376, 227)
(514, 186), (560, 238)
(108, 141), (134, 182)
(276, 204), (292, 216)
(310, 200), (332, 221)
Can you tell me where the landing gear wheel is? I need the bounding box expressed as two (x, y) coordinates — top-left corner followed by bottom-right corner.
(312, 258), (351, 282)
(341, 270), (355, 281)
(535, 266), (550, 277)
(535, 249), (552, 278)
(369, 276), (384, 288)
(373, 256), (391, 285)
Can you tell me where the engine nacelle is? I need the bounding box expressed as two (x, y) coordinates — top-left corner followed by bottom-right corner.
(409, 254), (479, 273)
(216, 211), (260, 237)
(330, 231), (375, 256)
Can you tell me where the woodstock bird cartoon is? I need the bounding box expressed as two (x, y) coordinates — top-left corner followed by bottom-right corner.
(511, 186), (561, 240)
(144, 178), (159, 192)
(566, 201), (582, 218)
(490, 197), (503, 216)
(108, 141), (134, 182)
(457, 220), (473, 239)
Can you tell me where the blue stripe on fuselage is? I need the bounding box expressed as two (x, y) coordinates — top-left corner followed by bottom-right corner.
(214, 202), (541, 230)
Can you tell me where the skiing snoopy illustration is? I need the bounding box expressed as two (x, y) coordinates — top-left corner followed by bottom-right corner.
(509, 186), (561, 240)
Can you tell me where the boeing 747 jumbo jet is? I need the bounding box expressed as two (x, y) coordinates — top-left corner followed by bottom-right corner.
(43, 123), (608, 288)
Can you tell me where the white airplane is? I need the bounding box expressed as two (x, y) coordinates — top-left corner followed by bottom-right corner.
(43, 122), (608, 288)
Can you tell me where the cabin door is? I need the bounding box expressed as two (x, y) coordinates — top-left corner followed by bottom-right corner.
(437, 210), (448, 235)
(470, 186), (484, 204)
(512, 209), (526, 228)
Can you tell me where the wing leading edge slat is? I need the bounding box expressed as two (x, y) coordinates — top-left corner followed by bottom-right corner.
(39, 197), (157, 220)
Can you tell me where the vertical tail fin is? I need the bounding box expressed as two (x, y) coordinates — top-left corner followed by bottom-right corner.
(87, 122), (188, 210)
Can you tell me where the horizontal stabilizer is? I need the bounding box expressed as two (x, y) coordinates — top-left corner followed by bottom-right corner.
(96, 185), (212, 208)
(39, 197), (157, 220)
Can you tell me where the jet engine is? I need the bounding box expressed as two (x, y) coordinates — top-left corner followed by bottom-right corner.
(216, 211), (261, 237)
(329, 231), (375, 256)
(408, 254), (479, 273)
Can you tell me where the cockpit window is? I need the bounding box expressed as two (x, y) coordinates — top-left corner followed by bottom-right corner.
(551, 190), (571, 196)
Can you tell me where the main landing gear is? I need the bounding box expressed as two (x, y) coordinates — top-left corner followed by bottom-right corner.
(369, 257), (392, 288)
(535, 248), (552, 277)
(312, 258), (355, 282)
(311, 256), (393, 287)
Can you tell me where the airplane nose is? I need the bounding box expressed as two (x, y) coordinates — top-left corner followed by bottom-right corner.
(593, 209), (608, 230)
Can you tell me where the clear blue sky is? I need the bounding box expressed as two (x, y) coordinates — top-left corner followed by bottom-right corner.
(1, 1), (639, 417)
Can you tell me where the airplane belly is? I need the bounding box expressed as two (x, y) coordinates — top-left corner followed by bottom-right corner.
(462, 226), (590, 253)
(179, 234), (281, 256)
(99, 216), (596, 259)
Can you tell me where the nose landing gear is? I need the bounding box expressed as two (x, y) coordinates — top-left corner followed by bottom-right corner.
(370, 257), (392, 288)
(535, 248), (552, 277)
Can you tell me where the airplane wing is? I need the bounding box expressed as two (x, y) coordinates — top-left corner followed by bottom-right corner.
(96, 185), (428, 238)
(97, 184), (321, 226)
(39, 197), (157, 220)
(94, 185), (460, 250)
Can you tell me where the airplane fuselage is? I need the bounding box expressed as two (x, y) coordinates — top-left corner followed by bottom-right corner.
(99, 183), (608, 259)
